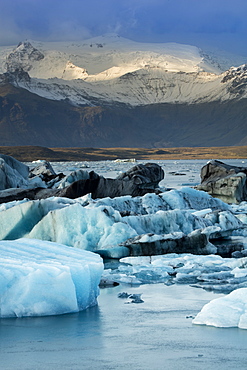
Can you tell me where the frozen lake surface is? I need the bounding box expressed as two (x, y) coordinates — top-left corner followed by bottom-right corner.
(1, 159), (247, 369)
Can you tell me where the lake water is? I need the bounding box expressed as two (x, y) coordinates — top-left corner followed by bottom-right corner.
(1, 284), (247, 369)
(2, 159), (247, 369)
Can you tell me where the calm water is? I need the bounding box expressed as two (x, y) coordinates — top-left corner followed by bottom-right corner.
(1, 284), (247, 370)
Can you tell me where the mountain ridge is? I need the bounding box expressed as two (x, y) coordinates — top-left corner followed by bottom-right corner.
(0, 81), (247, 148)
(0, 35), (247, 148)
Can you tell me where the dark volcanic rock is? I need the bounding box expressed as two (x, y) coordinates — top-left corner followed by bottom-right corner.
(53, 163), (164, 199)
(197, 160), (247, 203)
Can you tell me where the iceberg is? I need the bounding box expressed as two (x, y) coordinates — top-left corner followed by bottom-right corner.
(193, 288), (247, 329)
(0, 238), (103, 318)
(0, 188), (245, 258)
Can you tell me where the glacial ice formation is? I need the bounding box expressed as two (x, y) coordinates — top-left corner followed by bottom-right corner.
(0, 238), (103, 318)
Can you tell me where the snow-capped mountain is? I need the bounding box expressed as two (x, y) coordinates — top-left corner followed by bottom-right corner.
(0, 34), (247, 148)
(1, 34), (247, 106)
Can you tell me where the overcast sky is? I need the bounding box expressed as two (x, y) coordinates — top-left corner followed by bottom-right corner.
(1, 0), (247, 55)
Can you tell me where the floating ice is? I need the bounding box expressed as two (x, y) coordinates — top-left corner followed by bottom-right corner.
(193, 288), (247, 329)
(101, 253), (247, 290)
(85, 187), (229, 216)
(0, 238), (103, 318)
(0, 188), (245, 258)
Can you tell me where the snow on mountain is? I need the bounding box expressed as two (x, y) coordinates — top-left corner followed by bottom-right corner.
(0, 34), (222, 77)
(1, 34), (247, 107)
(15, 66), (245, 107)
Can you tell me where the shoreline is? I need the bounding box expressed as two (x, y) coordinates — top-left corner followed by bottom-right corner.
(0, 145), (247, 162)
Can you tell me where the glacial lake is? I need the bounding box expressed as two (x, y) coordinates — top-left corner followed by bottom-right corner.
(1, 159), (247, 369)
(1, 284), (247, 370)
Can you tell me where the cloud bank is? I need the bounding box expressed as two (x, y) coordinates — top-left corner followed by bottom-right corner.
(1, 0), (247, 55)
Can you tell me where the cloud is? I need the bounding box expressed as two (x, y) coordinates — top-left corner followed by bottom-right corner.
(0, 0), (247, 54)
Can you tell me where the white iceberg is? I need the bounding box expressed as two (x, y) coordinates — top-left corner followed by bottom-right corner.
(0, 238), (103, 318)
(193, 288), (247, 329)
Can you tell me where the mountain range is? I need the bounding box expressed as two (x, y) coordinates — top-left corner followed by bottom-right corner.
(0, 34), (247, 148)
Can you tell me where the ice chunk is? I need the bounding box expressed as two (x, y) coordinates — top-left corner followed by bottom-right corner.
(0, 238), (103, 318)
(0, 190), (244, 259)
(193, 288), (247, 329)
(160, 187), (229, 212)
(28, 204), (137, 250)
(0, 198), (75, 240)
(0, 156), (29, 190)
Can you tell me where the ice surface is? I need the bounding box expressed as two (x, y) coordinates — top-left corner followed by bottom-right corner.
(0, 238), (103, 318)
(193, 288), (247, 329)
(85, 186), (229, 215)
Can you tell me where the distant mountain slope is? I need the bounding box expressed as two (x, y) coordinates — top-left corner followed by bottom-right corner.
(0, 82), (246, 148)
(0, 35), (247, 148)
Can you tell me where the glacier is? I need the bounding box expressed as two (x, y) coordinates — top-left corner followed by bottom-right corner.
(0, 238), (103, 318)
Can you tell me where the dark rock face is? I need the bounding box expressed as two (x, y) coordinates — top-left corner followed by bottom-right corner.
(1, 79), (247, 147)
(197, 160), (247, 203)
(6, 42), (44, 73)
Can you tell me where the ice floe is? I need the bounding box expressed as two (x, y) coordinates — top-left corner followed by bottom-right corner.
(0, 238), (103, 318)
(102, 253), (247, 292)
(193, 288), (247, 329)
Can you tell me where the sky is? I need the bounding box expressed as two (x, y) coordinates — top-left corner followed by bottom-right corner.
(1, 0), (247, 55)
